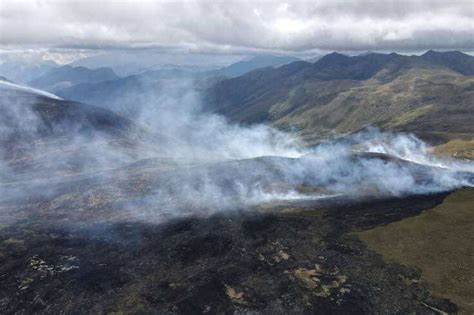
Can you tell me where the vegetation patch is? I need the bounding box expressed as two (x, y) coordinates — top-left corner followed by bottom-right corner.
(358, 188), (474, 314)
(433, 138), (474, 160)
(385, 105), (434, 128)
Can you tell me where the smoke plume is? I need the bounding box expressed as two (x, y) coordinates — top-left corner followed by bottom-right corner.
(0, 78), (472, 225)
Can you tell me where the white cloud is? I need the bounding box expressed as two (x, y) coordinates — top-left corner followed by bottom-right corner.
(1, 0), (473, 53)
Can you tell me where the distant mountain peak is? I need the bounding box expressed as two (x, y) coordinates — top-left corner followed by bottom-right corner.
(325, 52), (349, 58)
(422, 49), (437, 56)
(317, 52), (352, 64)
(420, 50), (474, 75)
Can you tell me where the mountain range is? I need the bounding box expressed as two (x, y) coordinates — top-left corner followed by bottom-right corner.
(206, 50), (474, 144)
(28, 65), (119, 93)
(21, 54), (300, 114)
(12, 50), (474, 150)
(0, 58), (58, 84)
(20, 50), (474, 151)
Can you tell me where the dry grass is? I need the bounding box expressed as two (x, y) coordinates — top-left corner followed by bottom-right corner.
(386, 105), (434, 128)
(357, 188), (474, 314)
(271, 67), (474, 141)
(433, 138), (474, 160)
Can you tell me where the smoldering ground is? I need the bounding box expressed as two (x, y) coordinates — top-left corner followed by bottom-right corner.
(0, 79), (473, 226)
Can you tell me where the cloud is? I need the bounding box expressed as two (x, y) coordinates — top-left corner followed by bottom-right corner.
(1, 0), (473, 53)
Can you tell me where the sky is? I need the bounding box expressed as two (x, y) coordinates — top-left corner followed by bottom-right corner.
(1, 0), (474, 63)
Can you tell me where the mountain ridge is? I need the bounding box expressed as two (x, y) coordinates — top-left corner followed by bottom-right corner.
(28, 65), (119, 93)
(205, 50), (474, 143)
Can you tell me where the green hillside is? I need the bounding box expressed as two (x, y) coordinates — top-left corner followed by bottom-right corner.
(206, 51), (474, 146)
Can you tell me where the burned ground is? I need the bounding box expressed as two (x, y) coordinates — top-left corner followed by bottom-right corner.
(0, 191), (460, 314)
(0, 86), (472, 314)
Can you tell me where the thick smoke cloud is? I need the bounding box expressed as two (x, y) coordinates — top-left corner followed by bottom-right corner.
(1, 78), (472, 226)
(1, 0), (473, 54)
(133, 79), (304, 161)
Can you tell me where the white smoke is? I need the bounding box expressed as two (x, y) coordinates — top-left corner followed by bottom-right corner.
(0, 79), (63, 100)
(359, 131), (474, 173)
(0, 78), (472, 225)
(134, 79), (304, 161)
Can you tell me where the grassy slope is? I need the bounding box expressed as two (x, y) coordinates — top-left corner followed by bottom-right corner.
(207, 54), (474, 145)
(357, 188), (474, 314)
(271, 66), (474, 143)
